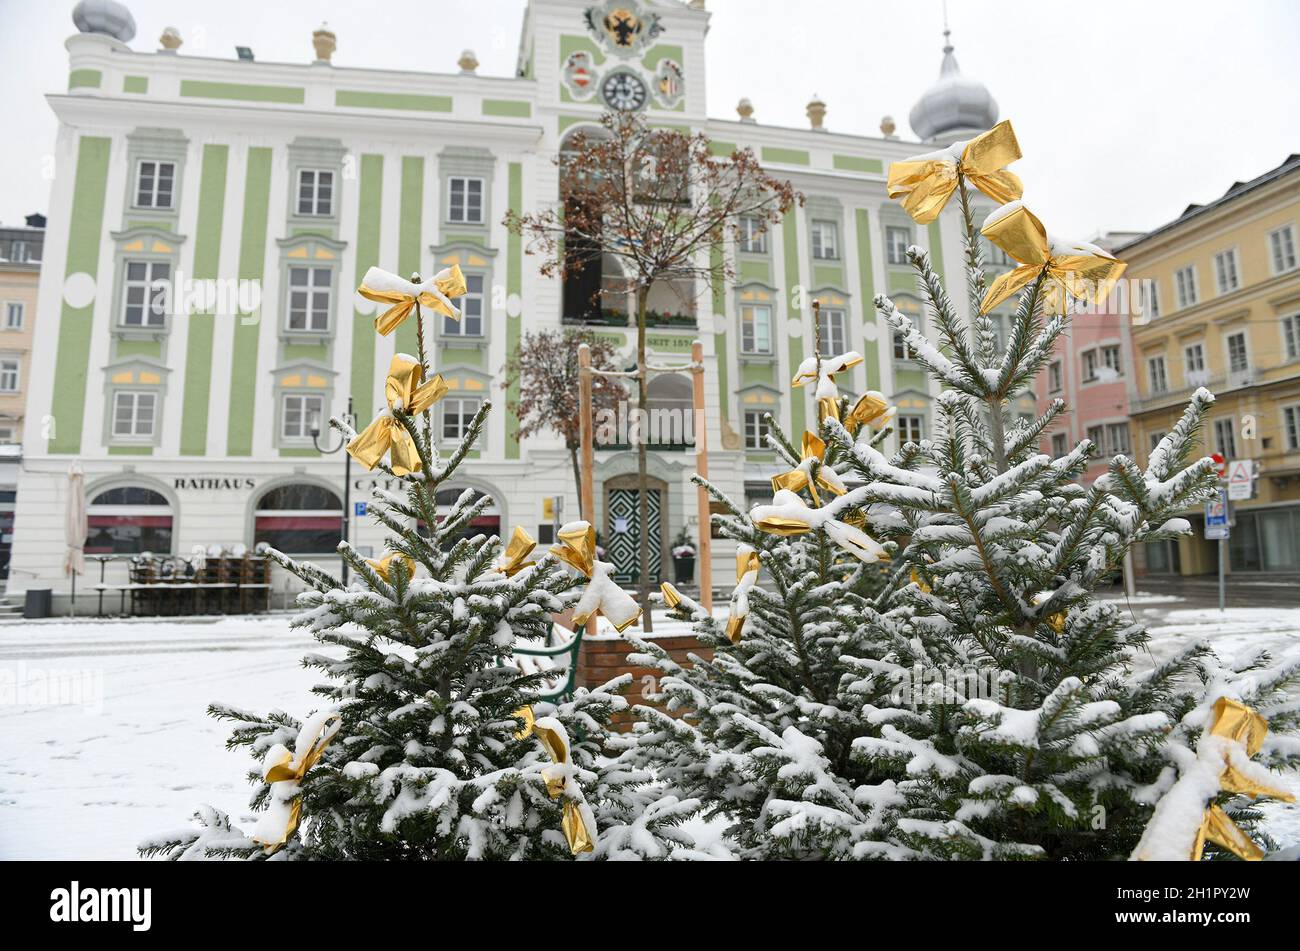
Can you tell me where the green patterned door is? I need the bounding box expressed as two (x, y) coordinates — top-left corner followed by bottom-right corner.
(606, 487), (662, 585)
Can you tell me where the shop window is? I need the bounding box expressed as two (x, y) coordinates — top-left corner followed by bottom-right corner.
(86, 486), (173, 555)
(253, 483), (342, 555)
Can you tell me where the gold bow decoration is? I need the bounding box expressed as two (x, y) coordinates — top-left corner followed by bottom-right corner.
(845, 391), (896, 438)
(792, 351), (864, 423)
(725, 545), (761, 645)
(346, 354), (449, 475)
(978, 202), (1127, 315)
(367, 551), (416, 584)
(660, 581), (684, 610)
(499, 526), (538, 577)
(886, 120), (1023, 225)
(1031, 591), (1066, 634)
(1191, 698), (1296, 861)
(910, 567), (931, 595)
(751, 489), (889, 564)
(251, 713), (342, 854)
(771, 431), (847, 508)
(513, 706), (595, 855)
(550, 521), (642, 633)
(358, 264), (467, 336)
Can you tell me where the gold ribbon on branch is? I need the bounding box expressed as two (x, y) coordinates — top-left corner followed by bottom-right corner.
(551, 521), (642, 633)
(346, 354), (449, 475)
(1031, 591), (1066, 634)
(513, 706), (595, 855)
(252, 713), (342, 853)
(1191, 698), (1296, 861)
(725, 545), (761, 645)
(358, 264), (467, 336)
(367, 551), (416, 584)
(792, 351), (864, 423)
(978, 202), (1127, 315)
(771, 431), (846, 508)
(660, 582), (683, 609)
(886, 120), (1023, 224)
(751, 490), (889, 563)
(845, 391), (896, 438)
(910, 567), (931, 594)
(499, 526), (538, 577)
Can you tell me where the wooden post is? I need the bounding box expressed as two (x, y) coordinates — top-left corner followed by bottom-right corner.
(691, 340), (713, 613)
(577, 344), (597, 636)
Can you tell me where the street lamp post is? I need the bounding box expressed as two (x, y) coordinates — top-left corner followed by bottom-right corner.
(311, 395), (354, 585)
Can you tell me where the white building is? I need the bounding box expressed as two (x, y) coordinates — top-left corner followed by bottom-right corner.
(13, 0), (1011, 612)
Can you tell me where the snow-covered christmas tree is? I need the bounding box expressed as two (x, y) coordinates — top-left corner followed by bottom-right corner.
(627, 121), (1300, 860)
(142, 266), (694, 861)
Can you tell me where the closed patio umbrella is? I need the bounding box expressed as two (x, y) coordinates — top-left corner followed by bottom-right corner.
(64, 463), (86, 616)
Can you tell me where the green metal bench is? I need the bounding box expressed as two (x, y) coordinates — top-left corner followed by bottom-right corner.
(509, 622), (584, 703)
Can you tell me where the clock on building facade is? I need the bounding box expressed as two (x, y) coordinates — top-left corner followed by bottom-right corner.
(600, 70), (648, 111)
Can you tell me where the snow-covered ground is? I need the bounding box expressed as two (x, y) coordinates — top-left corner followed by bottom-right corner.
(2, 605), (1299, 860)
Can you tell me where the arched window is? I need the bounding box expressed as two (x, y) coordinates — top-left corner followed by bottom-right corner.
(253, 483), (342, 555)
(646, 373), (693, 446)
(86, 485), (174, 555)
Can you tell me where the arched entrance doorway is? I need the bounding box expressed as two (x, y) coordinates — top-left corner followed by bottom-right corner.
(603, 472), (668, 586)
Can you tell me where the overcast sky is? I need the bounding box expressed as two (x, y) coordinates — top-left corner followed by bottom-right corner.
(2, 0), (1298, 239)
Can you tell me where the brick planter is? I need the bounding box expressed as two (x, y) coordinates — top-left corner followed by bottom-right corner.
(578, 634), (713, 729)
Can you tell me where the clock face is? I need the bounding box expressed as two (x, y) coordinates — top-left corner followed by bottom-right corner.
(600, 71), (648, 112)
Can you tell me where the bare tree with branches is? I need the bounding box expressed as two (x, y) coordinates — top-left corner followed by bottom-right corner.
(501, 328), (626, 504)
(506, 112), (801, 630)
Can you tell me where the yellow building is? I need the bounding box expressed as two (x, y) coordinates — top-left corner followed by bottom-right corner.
(1123, 154), (1300, 575)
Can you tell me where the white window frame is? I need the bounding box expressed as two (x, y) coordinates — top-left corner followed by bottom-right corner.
(296, 168), (335, 217)
(738, 217), (767, 254)
(281, 392), (325, 442)
(111, 390), (157, 440)
(886, 226), (911, 266)
(1101, 344), (1123, 377)
(443, 273), (485, 337)
(0, 357), (18, 393)
(1048, 360), (1063, 393)
(1269, 224), (1297, 275)
(286, 266), (333, 333)
(1284, 404), (1300, 452)
(1282, 312), (1300, 360)
(134, 159), (176, 210)
(1184, 342), (1206, 376)
(1174, 265), (1198, 309)
(1082, 349), (1099, 383)
(740, 304), (772, 355)
(1142, 280), (1161, 320)
(1104, 422), (1130, 457)
(811, 220), (839, 260)
(1213, 417), (1237, 459)
(121, 259), (171, 328)
(441, 395), (482, 443)
(3, 301), (22, 330)
(447, 176), (485, 225)
(817, 306), (847, 356)
(1225, 331), (1249, 374)
(743, 409), (770, 451)
(897, 414), (923, 446)
(1213, 248), (1240, 295)
(1147, 355), (1168, 394)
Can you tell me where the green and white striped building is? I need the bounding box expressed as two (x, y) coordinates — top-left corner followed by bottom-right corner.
(14, 0), (1015, 609)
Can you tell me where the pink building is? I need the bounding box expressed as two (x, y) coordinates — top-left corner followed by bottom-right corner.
(1037, 232), (1142, 482)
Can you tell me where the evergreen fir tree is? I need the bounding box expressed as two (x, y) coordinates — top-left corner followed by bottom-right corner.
(626, 144), (1300, 860)
(142, 270), (694, 861)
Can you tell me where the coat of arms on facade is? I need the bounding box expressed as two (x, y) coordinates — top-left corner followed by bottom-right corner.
(583, 1), (664, 57)
(651, 57), (684, 108)
(562, 50), (598, 100)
